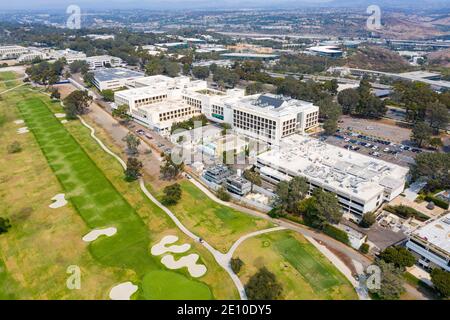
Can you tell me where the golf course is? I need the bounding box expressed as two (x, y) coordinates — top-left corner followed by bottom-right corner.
(0, 71), (357, 300)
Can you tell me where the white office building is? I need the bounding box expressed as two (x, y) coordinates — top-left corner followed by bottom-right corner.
(256, 135), (408, 217)
(50, 49), (87, 64)
(17, 50), (47, 63)
(92, 68), (145, 91)
(86, 55), (123, 69)
(0, 45), (29, 60)
(205, 94), (319, 145)
(406, 213), (450, 272)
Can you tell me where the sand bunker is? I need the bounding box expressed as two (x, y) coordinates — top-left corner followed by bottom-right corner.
(54, 113), (66, 118)
(161, 254), (207, 278)
(17, 127), (29, 134)
(151, 235), (191, 256)
(49, 193), (67, 209)
(14, 119), (24, 125)
(82, 227), (117, 242)
(109, 282), (138, 300)
(61, 120), (68, 124)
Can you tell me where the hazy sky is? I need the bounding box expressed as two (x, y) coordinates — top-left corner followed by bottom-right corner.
(0, 0), (448, 10)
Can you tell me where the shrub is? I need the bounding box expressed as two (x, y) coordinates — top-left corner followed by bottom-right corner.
(161, 183), (182, 205)
(0, 217), (11, 234)
(322, 224), (349, 245)
(360, 212), (376, 228)
(360, 243), (370, 254)
(217, 187), (231, 202)
(7, 141), (22, 154)
(230, 257), (244, 274)
(431, 268), (450, 298)
(379, 246), (416, 269)
(384, 205), (430, 221)
(245, 267), (283, 300)
(424, 195), (449, 210)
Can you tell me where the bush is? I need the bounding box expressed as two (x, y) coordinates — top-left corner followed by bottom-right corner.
(322, 224), (349, 245)
(431, 268), (450, 298)
(359, 243), (370, 254)
(379, 246), (416, 269)
(161, 183), (182, 205)
(217, 187), (231, 202)
(230, 257), (244, 274)
(245, 267), (283, 300)
(7, 141), (22, 154)
(0, 217), (11, 234)
(360, 212), (376, 228)
(384, 205), (430, 221)
(424, 195), (449, 210)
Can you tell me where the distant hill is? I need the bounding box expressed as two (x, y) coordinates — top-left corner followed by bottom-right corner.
(346, 46), (413, 73)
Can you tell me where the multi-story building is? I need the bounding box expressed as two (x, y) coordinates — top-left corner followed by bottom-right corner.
(256, 134), (408, 218)
(226, 175), (252, 196)
(203, 164), (232, 185)
(17, 50), (47, 63)
(86, 55), (123, 69)
(0, 45), (29, 60)
(406, 213), (450, 272)
(92, 68), (145, 91)
(50, 49), (87, 64)
(209, 94), (319, 145)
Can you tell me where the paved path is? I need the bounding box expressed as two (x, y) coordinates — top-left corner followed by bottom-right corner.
(78, 115), (289, 300)
(0, 82), (26, 95)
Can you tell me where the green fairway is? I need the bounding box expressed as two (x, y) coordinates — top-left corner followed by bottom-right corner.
(234, 231), (357, 300)
(14, 96), (213, 299)
(158, 181), (272, 252)
(141, 270), (212, 300)
(0, 71), (20, 88)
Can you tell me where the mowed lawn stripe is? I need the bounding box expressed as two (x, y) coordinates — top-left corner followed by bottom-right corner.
(17, 97), (157, 273)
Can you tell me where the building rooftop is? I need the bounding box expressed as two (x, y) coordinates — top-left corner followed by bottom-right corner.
(93, 68), (145, 82)
(227, 93), (318, 117)
(413, 213), (450, 254)
(398, 71), (441, 79)
(220, 53), (280, 59)
(257, 135), (409, 202)
(308, 46), (343, 54)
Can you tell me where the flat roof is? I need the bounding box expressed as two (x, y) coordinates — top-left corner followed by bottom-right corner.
(93, 68), (145, 82)
(399, 71), (441, 79)
(257, 135), (409, 202)
(413, 213), (450, 254)
(308, 46), (343, 54)
(220, 53), (280, 59)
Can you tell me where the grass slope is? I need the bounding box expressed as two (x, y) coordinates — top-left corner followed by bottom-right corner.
(234, 231), (357, 300)
(13, 96), (212, 299)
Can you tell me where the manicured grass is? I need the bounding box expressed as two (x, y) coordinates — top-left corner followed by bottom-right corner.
(7, 93), (219, 299)
(234, 231), (357, 300)
(0, 71), (19, 88)
(141, 270), (212, 300)
(0, 259), (18, 299)
(156, 180), (272, 252)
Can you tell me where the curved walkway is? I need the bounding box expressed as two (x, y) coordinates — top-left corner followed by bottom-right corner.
(78, 116), (287, 300)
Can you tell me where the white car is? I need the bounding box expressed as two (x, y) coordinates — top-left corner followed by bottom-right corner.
(383, 147), (390, 152)
(372, 145), (378, 150)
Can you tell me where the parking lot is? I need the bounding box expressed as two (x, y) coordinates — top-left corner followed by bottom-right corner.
(323, 129), (421, 167)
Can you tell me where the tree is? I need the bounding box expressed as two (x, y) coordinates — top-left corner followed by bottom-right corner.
(192, 66), (210, 79)
(221, 123), (231, 136)
(83, 72), (95, 87)
(359, 243), (370, 254)
(360, 212), (376, 228)
(101, 89), (115, 102)
(274, 177), (309, 214)
(7, 141), (22, 154)
(0, 217), (11, 234)
(230, 257), (244, 274)
(112, 104), (132, 123)
(379, 246), (416, 269)
(124, 157), (143, 181)
(122, 133), (141, 155)
(430, 268), (450, 298)
(245, 267), (283, 300)
(311, 188), (342, 224)
(245, 82), (264, 95)
(160, 154), (184, 180)
(217, 187), (231, 202)
(63, 90), (92, 119)
(50, 87), (61, 100)
(323, 118), (338, 135)
(411, 152), (450, 191)
(243, 169), (262, 192)
(429, 137), (443, 150)
(371, 261), (405, 300)
(161, 183), (182, 205)
(411, 122), (433, 148)
(426, 102), (449, 133)
(69, 60), (89, 74)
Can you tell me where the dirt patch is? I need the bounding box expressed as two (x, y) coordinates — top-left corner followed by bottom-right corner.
(315, 238), (357, 275)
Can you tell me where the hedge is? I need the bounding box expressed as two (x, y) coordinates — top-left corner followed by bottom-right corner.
(384, 205), (430, 222)
(425, 195), (449, 210)
(323, 224), (349, 245)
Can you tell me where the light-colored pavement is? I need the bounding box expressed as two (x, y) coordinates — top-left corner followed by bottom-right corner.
(0, 82), (26, 95)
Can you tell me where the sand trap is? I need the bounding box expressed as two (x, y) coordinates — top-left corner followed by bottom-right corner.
(49, 193), (67, 209)
(17, 127), (29, 134)
(14, 119), (24, 125)
(109, 282), (138, 300)
(54, 113), (66, 118)
(161, 254), (207, 278)
(151, 235), (191, 256)
(61, 120), (68, 124)
(82, 227), (117, 242)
